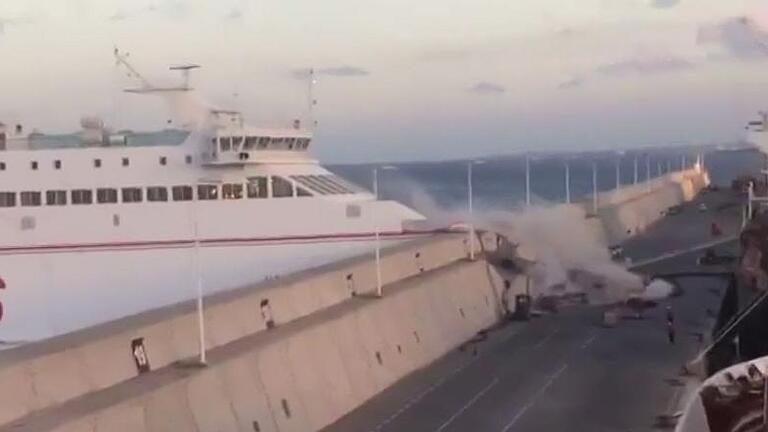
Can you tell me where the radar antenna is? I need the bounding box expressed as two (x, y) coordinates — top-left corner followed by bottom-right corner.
(113, 47), (200, 94)
(169, 63), (201, 91)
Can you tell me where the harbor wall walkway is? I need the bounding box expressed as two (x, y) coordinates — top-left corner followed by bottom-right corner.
(0, 167), (710, 432)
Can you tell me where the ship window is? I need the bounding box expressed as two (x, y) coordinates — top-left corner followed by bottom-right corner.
(291, 175), (333, 195)
(271, 176), (294, 198)
(197, 184), (218, 200)
(220, 137), (232, 151)
(71, 189), (93, 205)
(54, 160), (61, 169)
(0, 192), (15, 207)
(286, 138), (296, 150)
(222, 183), (243, 200)
(46, 190), (67, 206)
(159, 156), (167, 166)
(271, 137), (284, 148)
(147, 186), (168, 202)
(0, 162), (6, 170)
(21, 192), (41, 207)
(122, 157), (129, 167)
(244, 136), (258, 150)
(257, 137), (269, 149)
(232, 136), (244, 149)
(121, 187), (142, 203)
(247, 177), (268, 199)
(297, 186), (312, 197)
(97, 188), (118, 204)
(30, 161), (38, 170)
(93, 159), (101, 168)
(185, 155), (193, 164)
(172, 185), (193, 201)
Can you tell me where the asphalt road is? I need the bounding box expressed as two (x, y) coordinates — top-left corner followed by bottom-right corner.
(323, 190), (743, 432)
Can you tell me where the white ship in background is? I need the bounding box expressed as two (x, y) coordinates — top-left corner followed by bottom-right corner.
(0, 52), (427, 342)
(746, 112), (768, 154)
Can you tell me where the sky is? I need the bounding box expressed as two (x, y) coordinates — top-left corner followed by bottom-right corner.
(0, 0), (767, 162)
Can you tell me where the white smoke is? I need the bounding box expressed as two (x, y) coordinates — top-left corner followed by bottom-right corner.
(391, 174), (647, 304)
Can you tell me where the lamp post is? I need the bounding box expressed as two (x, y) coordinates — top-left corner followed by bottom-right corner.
(564, 159), (571, 204)
(633, 156), (638, 185)
(646, 155), (651, 192)
(373, 165), (397, 297)
(615, 156), (621, 190)
(592, 161), (598, 214)
(192, 177), (222, 365)
(467, 160), (485, 260)
(525, 154), (531, 207)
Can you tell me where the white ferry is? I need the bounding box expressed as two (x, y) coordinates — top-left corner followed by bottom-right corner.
(0, 56), (427, 342)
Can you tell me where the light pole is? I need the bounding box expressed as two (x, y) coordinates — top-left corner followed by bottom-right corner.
(615, 156), (621, 190)
(564, 159), (571, 204)
(525, 154), (531, 207)
(633, 156), (638, 185)
(645, 155), (651, 192)
(467, 160), (485, 260)
(592, 161), (598, 214)
(192, 177), (222, 366)
(373, 165), (397, 297)
(681, 154), (686, 171)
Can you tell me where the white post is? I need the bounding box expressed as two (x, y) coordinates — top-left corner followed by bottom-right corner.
(633, 156), (638, 185)
(373, 168), (382, 297)
(748, 182), (754, 221)
(468, 162), (475, 260)
(192, 184), (206, 365)
(657, 161), (662, 177)
(592, 161), (598, 214)
(645, 155), (651, 192)
(525, 154), (531, 207)
(564, 160), (571, 204)
(681, 155), (686, 171)
(615, 157), (621, 190)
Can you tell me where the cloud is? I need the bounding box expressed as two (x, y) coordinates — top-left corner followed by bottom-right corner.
(109, 1), (189, 22)
(595, 57), (694, 77)
(650, 0), (680, 9)
(557, 77), (585, 90)
(697, 16), (768, 60)
(557, 56), (694, 89)
(469, 81), (506, 95)
(291, 66), (370, 79)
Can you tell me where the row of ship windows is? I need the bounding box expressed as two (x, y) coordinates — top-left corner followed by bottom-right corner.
(0, 176), (319, 208)
(0, 155), (192, 171)
(216, 137), (311, 151)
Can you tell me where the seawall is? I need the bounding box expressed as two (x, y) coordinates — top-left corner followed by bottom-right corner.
(0, 167), (709, 432)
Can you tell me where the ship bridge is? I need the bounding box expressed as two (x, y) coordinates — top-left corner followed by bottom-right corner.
(203, 110), (315, 166)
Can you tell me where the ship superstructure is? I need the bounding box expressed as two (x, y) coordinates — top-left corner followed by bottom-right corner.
(0, 58), (427, 341)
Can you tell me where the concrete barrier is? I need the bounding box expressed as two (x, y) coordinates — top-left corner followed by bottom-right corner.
(0, 233), (480, 428)
(3, 259), (515, 432)
(596, 168), (708, 244)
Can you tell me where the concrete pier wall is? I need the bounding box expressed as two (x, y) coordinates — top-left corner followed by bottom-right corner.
(597, 168), (708, 245)
(0, 233), (487, 428)
(2, 259), (520, 432)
